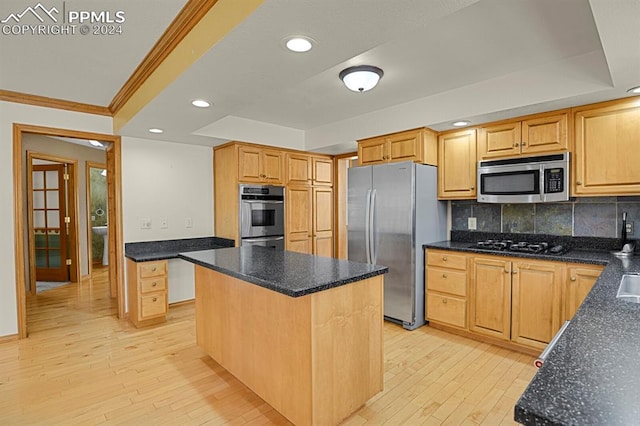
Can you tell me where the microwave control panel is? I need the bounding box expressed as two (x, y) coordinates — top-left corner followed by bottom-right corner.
(545, 168), (564, 193)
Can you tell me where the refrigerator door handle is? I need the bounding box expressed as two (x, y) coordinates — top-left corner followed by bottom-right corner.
(365, 189), (371, 264)
(370, 189), (377, 264)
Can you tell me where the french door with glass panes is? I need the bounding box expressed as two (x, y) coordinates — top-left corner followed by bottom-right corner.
(32, 164), (69, 282)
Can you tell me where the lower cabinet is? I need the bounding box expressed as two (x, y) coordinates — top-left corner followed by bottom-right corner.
(427, 249), (603, 353)
(127, 259), (168, 328)
(563, 263), (604, 321)
(425, 250), (468, 329)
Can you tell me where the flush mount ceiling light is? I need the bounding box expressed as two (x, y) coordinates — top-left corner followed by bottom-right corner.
(284, 36), (314, 53)
(339, 65), (384, 92)
(89, 139), (104, 147)
(627, 86), (640, 94)
(148, 128), (164, 134)
(452, 121), (471, 127)
(191, 99), (211, 108)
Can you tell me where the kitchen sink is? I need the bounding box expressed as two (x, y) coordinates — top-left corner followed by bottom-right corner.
(617, 274), (640, 303)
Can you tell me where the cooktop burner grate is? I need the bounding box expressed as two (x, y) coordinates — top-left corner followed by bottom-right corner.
(471, 239), (567, 255)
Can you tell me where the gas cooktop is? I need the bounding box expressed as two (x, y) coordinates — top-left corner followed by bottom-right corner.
(470, 239), (568, 255)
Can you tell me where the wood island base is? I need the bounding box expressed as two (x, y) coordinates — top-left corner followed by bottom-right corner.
(194, 266), (384, 425)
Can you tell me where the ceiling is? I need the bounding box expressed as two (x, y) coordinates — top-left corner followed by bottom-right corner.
(1, 0), (639, 154)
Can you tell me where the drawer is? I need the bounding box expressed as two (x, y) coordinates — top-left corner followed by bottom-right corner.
(139, 261), (167, 278)
(140, 292), (167, 319)
(427, 251), (467, 270)
(140, 276), (167, 294)
(427, 293), (466, 329)
(426, 267), (466, 296)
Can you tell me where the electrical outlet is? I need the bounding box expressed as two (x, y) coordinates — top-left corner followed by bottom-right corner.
(140, 218), (152, 229)
(185, 217), (193, 228)
(626, 221), (634, 235)
(160, 218), (168, 229)
(468, 217), (477, 230)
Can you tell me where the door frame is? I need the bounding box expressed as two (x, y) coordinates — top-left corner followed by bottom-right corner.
(13, 123), (125, 338)
(27, 154), (79, 292)
(85, 161), (107, 279)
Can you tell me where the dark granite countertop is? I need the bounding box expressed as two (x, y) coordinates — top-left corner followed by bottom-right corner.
(125, 236), (235, 262)
(179, 246), (388, 298)
(423, 234), (640, 425)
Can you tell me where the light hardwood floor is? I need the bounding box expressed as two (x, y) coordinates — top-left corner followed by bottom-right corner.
(1, 268), (537, 425)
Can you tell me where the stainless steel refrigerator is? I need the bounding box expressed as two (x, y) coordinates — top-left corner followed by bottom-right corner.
(348, 161), (446, 330)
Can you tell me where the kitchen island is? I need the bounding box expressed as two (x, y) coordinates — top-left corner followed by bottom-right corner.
(179, 246), (388, 426)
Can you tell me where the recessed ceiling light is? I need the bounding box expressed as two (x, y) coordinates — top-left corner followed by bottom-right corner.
(627, 86), (640, 94)
(452, 121), (471, 127)
(284, 36), (314, 53)
(149, 128), (164, 134)
(89, 139), (103, 147)
(191, 99), (211, 108)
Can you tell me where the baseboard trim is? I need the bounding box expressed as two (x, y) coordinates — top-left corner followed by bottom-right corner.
(0, 333), (19, 344)
(169, 299), (195, 308)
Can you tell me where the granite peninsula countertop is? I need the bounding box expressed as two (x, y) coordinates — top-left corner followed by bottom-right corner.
(423, 236), (640, 425)
(179, 246), (388, 297)
(125, 236), (235, 262)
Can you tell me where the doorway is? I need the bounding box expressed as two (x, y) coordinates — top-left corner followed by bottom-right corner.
(87, 162), (109, 277)
(13, 123), (125, 339)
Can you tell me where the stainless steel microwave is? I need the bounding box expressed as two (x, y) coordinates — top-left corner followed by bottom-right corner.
(477, 152), (569, 203)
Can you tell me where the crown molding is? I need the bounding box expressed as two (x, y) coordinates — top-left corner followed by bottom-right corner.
(0, 90), (111, 116)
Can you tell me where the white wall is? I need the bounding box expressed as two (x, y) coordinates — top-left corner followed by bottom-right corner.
(0, 101), (112, 337)
(121, 136), (214, 304)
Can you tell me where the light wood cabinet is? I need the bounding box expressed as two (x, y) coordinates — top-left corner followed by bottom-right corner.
(563, 264), (603, 321)
(126, 259), (168, 328)
(238, 145), (284, 184)
(437, 129), (477, 200)
(425, 250), (468, 329)
(478, 112), (568, 160)
(573, 98), (640, 195)
(214, 142), (333, 246)
(285, 154), (333, 187)
(357, 128), (437, 166)
(469, 255), (564, 350)
(286, 186), (334, 257)
(511, 260), (564, 350)
(469, 255), (512, 340)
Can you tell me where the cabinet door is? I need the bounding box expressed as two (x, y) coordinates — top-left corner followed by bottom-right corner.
(564, 264), (603, 321)
(286, 186), (312, 254)
(313, 187), (334, 257)
(238, 146), (263, 182)
(286, 153), (311, 186)
(521, 112), (568, 155)
(438, 129), (477, 199)
(387, 130), (421, 163)
(469, 256), (511, 340)
(574, 101), (640, 195)
(479, 122), (521, 160)
(262, 149), (284, 184)
(511, 260), (563, 350)
(358, 137), (387, 166)
(312, 157), (333, 186)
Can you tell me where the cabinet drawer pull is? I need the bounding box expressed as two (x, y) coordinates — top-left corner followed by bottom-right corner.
(151, 267), (157, 272)
(442, 299), (448, 304)
(570, 276), (577, 281)
(152, 297), (157, 302)
(152, 282), (157, 287)
(470, 186), (475, 190)
(512, 270), (518, 274)
(521, 142), (526, 146)
(504, 269), (510, 274)
(442, 256), (447, 261)
(576, 181), (582, 185)
(513, 143), (519, 147)
(442, 273), (447, 278)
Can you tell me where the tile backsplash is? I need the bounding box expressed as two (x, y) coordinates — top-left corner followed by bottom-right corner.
(451, 197), (640, 238)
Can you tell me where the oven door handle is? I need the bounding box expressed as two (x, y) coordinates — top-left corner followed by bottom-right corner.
(241, 200), (284, 204)
(242, 236), (285, 243)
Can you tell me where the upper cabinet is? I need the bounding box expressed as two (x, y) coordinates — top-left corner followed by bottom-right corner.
(238, 145), (284, 184)
(573, 98), (640, 196)
(478, 111), (569, 160)
(285, 153), (333, 187)
(357, 128), (437, 166)
(438, 129), (477, 200)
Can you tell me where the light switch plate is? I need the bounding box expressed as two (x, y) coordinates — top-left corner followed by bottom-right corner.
(140, 218), (152, 229)
(185, 217), (193, 228)
(468, 217), (477, 230)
